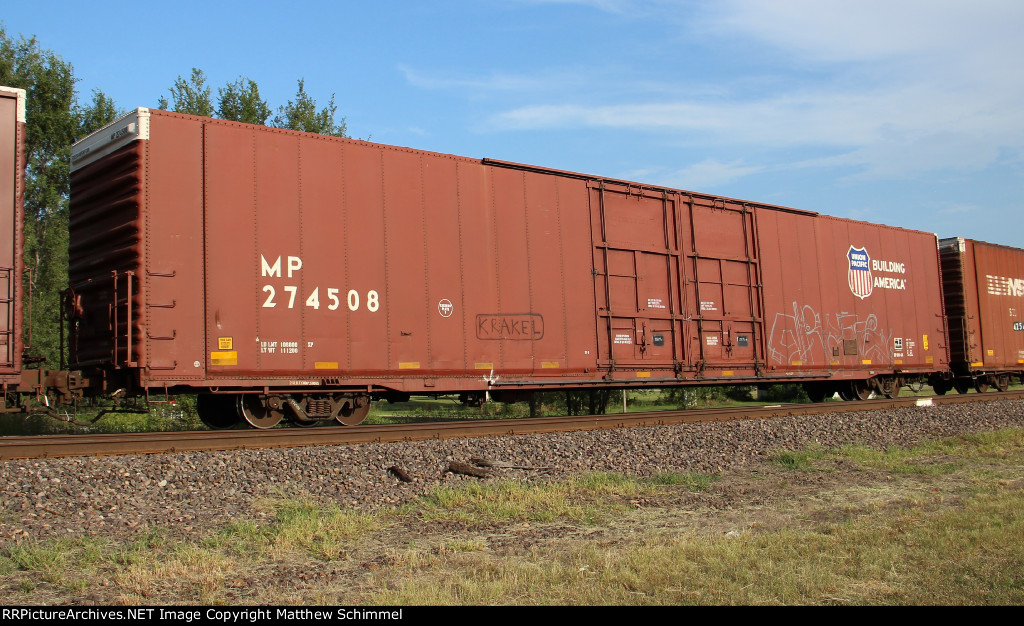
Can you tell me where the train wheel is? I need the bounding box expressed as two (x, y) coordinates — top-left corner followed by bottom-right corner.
(953, 378), (971, 394)
(931, 378), (948, 395)
(879, 377), (900, 399)
(237, 395), (284, 429)
(994, 375), (1010, 392)
(850, 381), (872, 401)
(196, 394), (239, 430)
(974, 378), (990, 394)
(336, 395), (371, 426)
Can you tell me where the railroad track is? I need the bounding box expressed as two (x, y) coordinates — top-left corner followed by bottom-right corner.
(2, 390), (1023, 460)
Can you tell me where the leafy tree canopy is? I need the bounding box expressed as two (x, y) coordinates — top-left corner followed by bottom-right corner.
(273, 78), (347, 138)
(157, 67), (213, 117)
(159, 70), (348, 138)
(218, 77), (272, 125)
(0, 25), (122, 365)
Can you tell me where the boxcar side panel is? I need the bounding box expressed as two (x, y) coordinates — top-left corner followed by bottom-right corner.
(381, 147), (432, 375)
(196, 115), (600, 392)
(468, 165), (598, 384)
(970, 240), (1024, 370)
(488, 167), (538, 375)
(758, 207), (821, 374)
(759, 211), (947, 378)
(455, 161), (502, 380)
(521, 170), (570, 376)
(341, 142), (390, 376)
(203, 121), (261, 376)
(555, 175), (599, 377)
(419, 152), (466, 377)
(143, 114), (206, 380)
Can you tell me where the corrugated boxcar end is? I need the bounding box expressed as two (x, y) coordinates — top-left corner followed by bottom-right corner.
(0, 86), (26, 123)
(71, 108), (150, 173)
(69, 109), (206, 389)
(939, 237), (973, 375)
(67, 141), (146, 371)
(1, 86), (26, 394)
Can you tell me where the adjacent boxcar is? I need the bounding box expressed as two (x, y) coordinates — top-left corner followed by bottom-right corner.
(939, 237), (1024, 392)
(68, 109), (949, 427)
(0, 86), (25, 406)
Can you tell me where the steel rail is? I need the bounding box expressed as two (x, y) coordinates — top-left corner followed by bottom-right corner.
(1, 390), (1022, 460)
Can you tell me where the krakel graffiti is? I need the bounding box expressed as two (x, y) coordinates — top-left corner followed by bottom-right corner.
(767, 302), (894, 367)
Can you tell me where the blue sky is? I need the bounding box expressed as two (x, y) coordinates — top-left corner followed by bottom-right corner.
(5, 0), (1023, 246)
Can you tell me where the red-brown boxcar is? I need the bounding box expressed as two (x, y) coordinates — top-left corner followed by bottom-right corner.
(68, 109), (949, 427)
(0, 86), (25, 406)
(939, 237), (1024, 393)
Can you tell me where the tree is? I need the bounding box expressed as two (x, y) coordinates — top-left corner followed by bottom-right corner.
(159, 71), (350, 138)
(77, 89), (120, 136)
(272, 78), (348, 137)
(0, 26), (121, 365)
(157, 67), (213, 117)
(563, 390), (610, 415)
(217, 77), (272, 125)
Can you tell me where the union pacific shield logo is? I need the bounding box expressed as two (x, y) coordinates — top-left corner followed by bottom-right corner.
(847, 246), (873, 299)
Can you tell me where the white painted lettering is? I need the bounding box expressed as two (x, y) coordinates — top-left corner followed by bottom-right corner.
(261, 255), (281, 278)
(986, 275), (1024, 297)
(873, 276), (907, 290)
(871, 259), (906, 273)
(287, 256), (302, 278)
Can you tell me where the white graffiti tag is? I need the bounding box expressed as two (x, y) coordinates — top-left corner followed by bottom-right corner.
(767, 302), (894, 366)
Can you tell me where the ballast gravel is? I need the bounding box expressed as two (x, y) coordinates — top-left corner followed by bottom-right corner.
(1, 399), (1022, 543)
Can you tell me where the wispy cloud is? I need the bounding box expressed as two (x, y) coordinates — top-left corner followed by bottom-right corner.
(403, 1), (1024, 185)
(706, 0), (1024, 68)
(939, 204), (983, 216)
(510, 0), (641, 14)
(398, 65), (576, 93)
(648, 159), (764, 190)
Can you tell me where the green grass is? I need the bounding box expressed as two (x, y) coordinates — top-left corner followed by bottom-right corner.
(770, 444), (829, 470)
(363, 431), (1024, 605)
(770, 429), (1024, 475)
(416, 471), (716, 527)
(360, 481), (1024, 605)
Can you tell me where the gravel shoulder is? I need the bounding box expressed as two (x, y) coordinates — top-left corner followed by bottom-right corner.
(2, 399), (1022, 545)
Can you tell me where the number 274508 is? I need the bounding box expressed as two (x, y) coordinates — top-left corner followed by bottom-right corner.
(261, 286), (380, 312)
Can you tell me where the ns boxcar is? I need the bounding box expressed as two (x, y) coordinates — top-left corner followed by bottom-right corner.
(65, 108), (952, 428)
(939, 237), (1024, 393)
